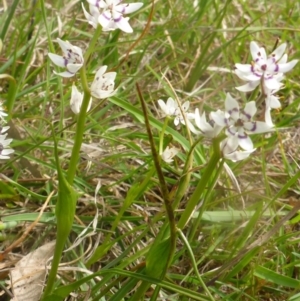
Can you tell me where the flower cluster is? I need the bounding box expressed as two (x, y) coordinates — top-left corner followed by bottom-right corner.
(82, 0), (143, 33)
(47, 1), (143, 114)
(235, 41), (298, 126)
(0, 103), (14, 160)
(157, 41), (298, 162)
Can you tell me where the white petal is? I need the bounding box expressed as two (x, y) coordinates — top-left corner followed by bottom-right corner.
(0, 126), (9, 134)
(82, 3), (98, 28)
(224, 148), (255, 162)
(119, 3), (143, 14)
(235, 81), (259, 92)
(243, 101), (257, 119)
(210, 110), (226, 127)
(70, 85), (83, 114)
(1, 149), (14, 155)
(250, 41), (261, 60)
(99, 11), (112, 29)
(221, 136), (239, 154)
(225, 93), (239, 119)
(56, 38), (71, 53)
(116, 16), (133, 33)
(166, 97), (176, 109)
(48, 53), (65, 68)
(264, 78), (282, 91)
(238, 135), (253, 151)
(235, 63), (252, 73)
(103, 71), (117, 81)
(53, 70), (76, 78)
(264, 107), (274, 127)
(67, 63), (83, 73)
(278, 60), (298, 73)
(266, 94), (281, 109)
(182, 101), (190, 112)
(185, 119), (200, 134)
(161, 146), (179, 163)
(174, 117), (180, 126)
(247, 121), (273, 133)
(278, 54), (287, 64)
(271, 43), (286, 60)
(95, 65), (108, 78)
(157, 99), (168, 115)
(195, 109), (211, 132)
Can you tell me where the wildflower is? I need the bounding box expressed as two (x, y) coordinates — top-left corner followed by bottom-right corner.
(48, 39), (84, 78)
(90, 66), (117, 99)
(235, 41), (298, 92)
(157, 98), (189, 125)
(194, 108), (223, 138)
(85, 0), (143, 33)
(161, 146), (179, 163)
(0, 134), (14, 160)
(220, 138), (255, 162)
(70, 84), (92, 114)
(211, 93), (272, 151)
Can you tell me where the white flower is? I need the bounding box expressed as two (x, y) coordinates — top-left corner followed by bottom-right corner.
(235, 41), (298, 92)
(0, 134), (14, 160)
(48, 39), (84, 78)
(91, 66), (117, 99)
(157, 98), (189, 125)
(86, 0), (143, 33)
(161, 146), (179, 163)
(70, 84), (92, 114)
(211, 93), (272, 151)
(194, 108), (223, 138)
(220, 138), (256, 162)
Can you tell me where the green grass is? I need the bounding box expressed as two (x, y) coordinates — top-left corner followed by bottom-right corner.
(1, 0), (300, 300)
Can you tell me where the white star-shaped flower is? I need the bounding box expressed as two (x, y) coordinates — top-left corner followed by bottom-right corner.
(235, 41), (298, 92)
(91, 66), (117, 99)
(48, 39), (84, 78)
(157, 97), (197, 131)
(211, 93), (272, 151)
(84, 0), (143, 33)
(161, 146), (179, 163)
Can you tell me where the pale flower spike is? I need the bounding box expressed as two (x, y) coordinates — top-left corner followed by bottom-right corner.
(70, 84), (92, 115)
(235, 41), (298, 93)
(48, 39), (84, 78)
(211, 93), (272, 151)
(85, 0), (143, 33)
(91, 66), (117, 99)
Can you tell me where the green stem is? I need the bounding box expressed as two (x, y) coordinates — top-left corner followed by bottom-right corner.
(159, 116), (170, 156)
(177, 138), (221, 229)
(178, 229), (216, 301)
(66, 26), (102, 184)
